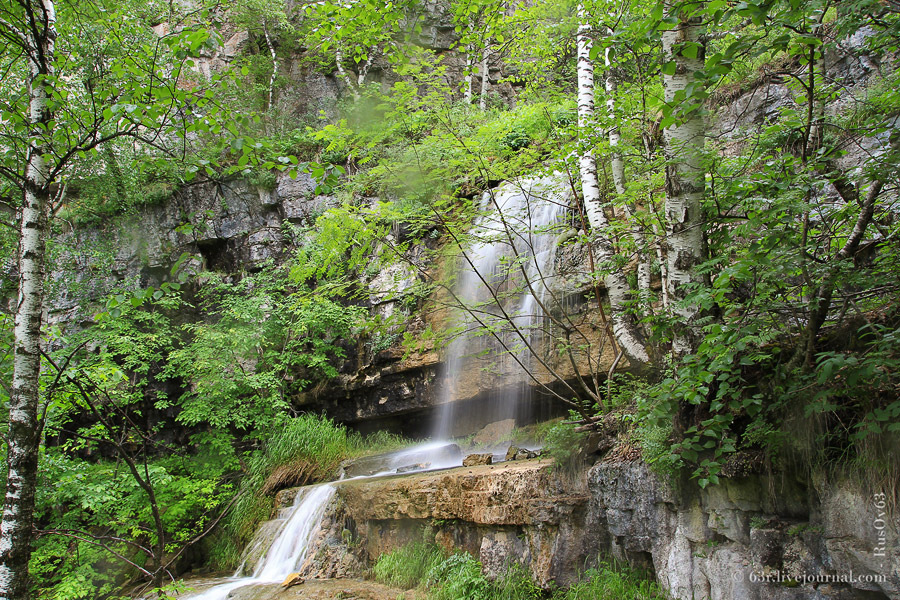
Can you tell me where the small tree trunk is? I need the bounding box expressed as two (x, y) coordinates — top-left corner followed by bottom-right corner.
(576, 9), (649, 365)
(661, 1), (708, 356)
(0, 3), (56, 598)
(262, 23), (278, 112)
(479, 45), (490, 111)
(334, 46), (359, 102)
(356, 44), (378, 90)
(604, 34), (651, 297)
(463, 50), (474, 104)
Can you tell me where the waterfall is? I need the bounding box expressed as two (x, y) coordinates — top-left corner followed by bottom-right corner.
(432, 175), (570, 440)
(180, 443), (462, 599)
(250, 485), (336, 580)
(184, 485), (336, 599)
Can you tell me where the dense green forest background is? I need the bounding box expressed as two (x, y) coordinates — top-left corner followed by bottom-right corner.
(0, 0), (899, 597)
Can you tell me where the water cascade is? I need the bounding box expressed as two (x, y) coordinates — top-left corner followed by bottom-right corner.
(432, 175), (571, 439)
(185, 485), (336, 599)
(181, 443), (463, 599)
(182, 176), (570, 598)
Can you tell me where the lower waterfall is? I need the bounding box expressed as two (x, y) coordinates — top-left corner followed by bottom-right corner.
(185, 485), (336, 599)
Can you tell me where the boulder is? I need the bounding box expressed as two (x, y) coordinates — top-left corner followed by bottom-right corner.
(280, 573), (304, 588)
(505, 446), (539, 461)
(463, 453), (493, 467)
(472, 419), (516, 447)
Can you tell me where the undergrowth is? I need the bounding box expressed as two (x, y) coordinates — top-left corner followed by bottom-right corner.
(220, 414), (410, 567)
(373, 541), (444, 589)
(552, 562), (666, 600)
(372, 541), (665, 600)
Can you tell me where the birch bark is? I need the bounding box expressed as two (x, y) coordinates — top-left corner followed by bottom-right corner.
(334, 46), (360, 101)
(464, 49), (474, 104)
(661, 1), (708, 356)
(604, 36), (651, 296)
(479, 45), (490, 111)
(576, 9), (649, 365)
(0, 1), (56, 597)
(263, 23), (278, 111)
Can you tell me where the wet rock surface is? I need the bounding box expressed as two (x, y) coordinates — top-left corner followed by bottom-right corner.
(256, 457), (898, 599)
(462, 453), (493, 466)
(504, 446), (538, 461)
(340, 443), (461, 479)
(178, 578), (419, 600)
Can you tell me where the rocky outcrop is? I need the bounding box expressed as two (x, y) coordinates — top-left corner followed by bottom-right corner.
(587, 461), (898, 600)
(259, 457), (897, 599)
(334, 459), (595, 588)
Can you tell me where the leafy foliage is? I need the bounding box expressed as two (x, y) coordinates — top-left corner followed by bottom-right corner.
(551, 561), (665, 600)
(165, 263), (365, 433)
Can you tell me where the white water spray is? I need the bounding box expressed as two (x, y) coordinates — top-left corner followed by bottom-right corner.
(433, 175), (570, 439)
(184, 485), (336, 599)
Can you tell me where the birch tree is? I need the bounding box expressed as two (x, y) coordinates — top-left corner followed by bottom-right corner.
(0, 2), (228, 595)
(660, 0), (708, 356)
(230, 0), (292, 112)
(450, 0), (505, 107)
(576, 5), (650, 365)
(302, 0), (417, 102)
(603, 29), (652, 297)
(0, 1), (57, 595)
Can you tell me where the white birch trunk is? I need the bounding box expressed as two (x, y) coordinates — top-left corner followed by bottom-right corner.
(0, 2), (56, 597)
(464, 50), (474, 104)
(263, 23), (278, 112)
(661, 2), (708, 356)
(604, 36), (651, 296)
(479, 45), (490, 111)
(577, 9), (649, 365)
(334, 46), (360, 102)
(356, 44), (378, 90)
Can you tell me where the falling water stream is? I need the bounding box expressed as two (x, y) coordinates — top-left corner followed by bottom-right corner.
(185, 485), (337, 599)
(181, 443), (462, 599)
(432, 175), (570, 439)
(181, 176), (568, 598)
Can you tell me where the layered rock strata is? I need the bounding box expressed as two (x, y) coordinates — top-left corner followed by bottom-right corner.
(257, 459), (897, 599)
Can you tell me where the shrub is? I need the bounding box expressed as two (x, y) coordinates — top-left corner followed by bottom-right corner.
(427, 553), (493, 600)
(543, 418), (589, 473)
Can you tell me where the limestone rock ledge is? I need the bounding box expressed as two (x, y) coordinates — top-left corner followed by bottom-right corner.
(264, 458), (897, 600)
(588, 461), (899, 600)
(335, 459), (593, 588)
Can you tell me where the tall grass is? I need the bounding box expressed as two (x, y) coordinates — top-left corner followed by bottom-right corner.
(218, 414), (413, 568)
(552, 562), (666, 600)
(373, 541), (444, 589)
(372, 542), (666, 600)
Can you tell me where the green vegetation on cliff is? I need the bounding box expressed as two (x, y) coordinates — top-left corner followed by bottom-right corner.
(373, 541), (665, 600)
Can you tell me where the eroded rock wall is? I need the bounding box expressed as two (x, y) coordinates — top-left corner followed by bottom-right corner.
(588, 462), (898, 600)
(263, 458), (898, 599)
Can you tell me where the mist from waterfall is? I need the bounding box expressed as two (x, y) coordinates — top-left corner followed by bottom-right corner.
(432, 175), (570, 440)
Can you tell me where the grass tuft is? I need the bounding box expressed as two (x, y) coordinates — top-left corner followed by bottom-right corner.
(373, 541), (444, 589)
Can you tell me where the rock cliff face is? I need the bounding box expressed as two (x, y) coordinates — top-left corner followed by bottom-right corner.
(587, 462), (898, 600)
(45, 167), (609, 436)
(259, 458), (897, 599)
